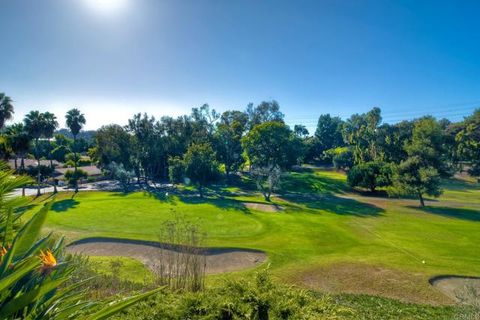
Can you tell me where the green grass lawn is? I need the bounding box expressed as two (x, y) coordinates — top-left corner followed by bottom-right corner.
(29, 169), (480, 306)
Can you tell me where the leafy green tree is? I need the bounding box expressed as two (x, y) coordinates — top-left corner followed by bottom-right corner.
(342, 107), (382, 164)
(42, 112), (59, 167)
(392, 117), (446, 206)
(405, 116), (451, 177)
(347, 161), (392, 192)
(314, 114), (344, 161)
(65, 108), (86, 192)
(242, 121), (299, 170)
(330, 147), (354, 171)
(375, 121), (413, 164)
(93, 124), (133, 171)
(293, 124), (309, 138)
(191, 104), (219, 140)
(245, 100), (284, 130)
(214, 110), (248, 177)
(183, 143), (220, 197)
(5, 123), (30, 171)
(168, 156), (185, 184)
(393, 156), (442, 207)
(23, 111), (47, 196)
(127, 113), (167, 183)
(0, 93), (14, 130)
(242, 121), (299, 200)
(456, 109), (480, 178)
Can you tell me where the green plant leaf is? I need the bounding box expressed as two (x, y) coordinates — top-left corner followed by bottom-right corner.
(0, 277), (67, 318)
(0, 257), (38, 292)
(13, 200), (53, 260)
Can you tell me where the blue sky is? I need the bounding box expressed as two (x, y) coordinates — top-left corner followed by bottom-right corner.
(1, 0), (479, 131)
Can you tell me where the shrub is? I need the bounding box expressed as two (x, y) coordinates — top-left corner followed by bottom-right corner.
(331, 147), (354, 171)
(347, 161), (393, 192)
(114, 267), (353, 320)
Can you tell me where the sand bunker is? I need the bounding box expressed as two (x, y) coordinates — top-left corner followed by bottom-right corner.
(243, 202), (284, 212)
(67, 237), (266, 274)
(430, 275), (480, 303)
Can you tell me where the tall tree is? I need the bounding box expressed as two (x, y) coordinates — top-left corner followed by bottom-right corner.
(314, 114), (344, 160)
(183, 142), (219, 197)
(214, 110), (248, 177)
(456, 109), (480, 178)
(93, 124), (133, 170)
(42, 112), (59, 168)
(127, 113), (165, 183)
(242, 121), (300, 200)
(0, 93), (14, 130)
(392, 117), (445, 206)
(246, 100), (284, 130)
(65, 108), (86, 192)
(23, 111), (45, 196)
(342, 107), (382, 164)
(5, 123), (30, 171)
(294, 124), (309, 139)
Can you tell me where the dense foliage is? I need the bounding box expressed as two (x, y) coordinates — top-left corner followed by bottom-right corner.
(0, 90), (478, 204)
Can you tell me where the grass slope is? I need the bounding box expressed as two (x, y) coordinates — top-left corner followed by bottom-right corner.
(30, 169), (480, 305)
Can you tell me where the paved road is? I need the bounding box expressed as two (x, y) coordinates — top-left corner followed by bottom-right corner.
(11, 180), (120, 197)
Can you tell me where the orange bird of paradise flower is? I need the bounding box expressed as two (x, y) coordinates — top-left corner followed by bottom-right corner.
(39, 249), (57, 273)
(0, 246), (8, 262)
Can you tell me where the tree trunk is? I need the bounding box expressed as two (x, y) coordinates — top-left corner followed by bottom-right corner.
(20, 156), (25, 171)
(36, 139), (41, 197)
(265, 190), (271, 202)
(14, 157), (18, 170)
(73, 135), (78, 193)
(418, 192), (425, 207)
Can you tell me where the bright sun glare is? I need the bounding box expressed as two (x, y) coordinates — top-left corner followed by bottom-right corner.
(83, 0), (129, 15)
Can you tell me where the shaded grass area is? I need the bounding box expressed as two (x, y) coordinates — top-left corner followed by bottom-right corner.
(415, 206), (480, 222)
(89, 256), (154, 284)
(27, 168), (480, 307)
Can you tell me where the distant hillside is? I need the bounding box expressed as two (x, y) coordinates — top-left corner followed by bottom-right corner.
(56, 129), (97, 142)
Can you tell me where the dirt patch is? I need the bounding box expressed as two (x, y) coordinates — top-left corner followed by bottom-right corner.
(67, 237), (266, 274)
(430, 275), (480, 304)
(294, 262), (452, 305)
(243, 202), (284, 212)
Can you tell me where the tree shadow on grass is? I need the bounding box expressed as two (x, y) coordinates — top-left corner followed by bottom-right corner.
(442, 178), (480, 193)
(51, 199), (80, 212)
(280, 193), (384, 217)
(412, 206), (480, 222)
(177, 194), (250, 213)
(281, 172), (349, 195)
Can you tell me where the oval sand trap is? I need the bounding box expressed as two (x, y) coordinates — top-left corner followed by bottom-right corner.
(243, 202), (284, 212)
(430, 275), (480, 303)
(67, 237), (266, 274)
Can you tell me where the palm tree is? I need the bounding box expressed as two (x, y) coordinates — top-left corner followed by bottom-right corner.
(42, 112), (59, 168)
(0, 93), (14, 130)
(5, 123), (31, 171)
(42, 112), (59, 193)
(65, 108), (86, 192)
(24, 111), (45, 197)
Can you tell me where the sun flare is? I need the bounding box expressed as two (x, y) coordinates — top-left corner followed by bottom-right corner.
(83, 0), (129, 15)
